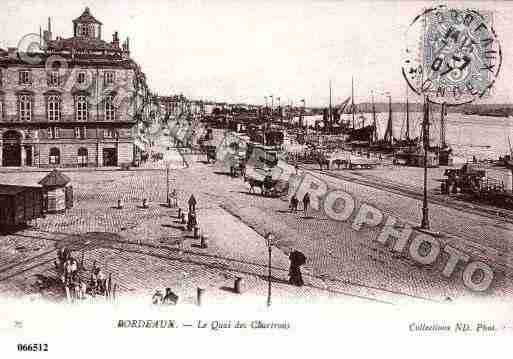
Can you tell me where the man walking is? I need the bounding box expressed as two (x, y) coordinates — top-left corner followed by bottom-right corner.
(288, 250), (306, 286)
(188, 194), (197, 213)
(302, 192), (310, 215)
(289, 194), (298, 213)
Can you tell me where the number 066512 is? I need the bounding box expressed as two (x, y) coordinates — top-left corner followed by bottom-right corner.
(17, 344), (48, 352)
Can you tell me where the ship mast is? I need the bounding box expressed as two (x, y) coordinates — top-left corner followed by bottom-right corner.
(372, 90), (377, 143)
(329, 79), (332, 130)
(406, 85), (410, 141)
(351, 76), (355, 129)
(384, 95), (393, 145)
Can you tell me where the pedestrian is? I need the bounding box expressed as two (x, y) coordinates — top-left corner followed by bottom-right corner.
(289, 194), (298, 213)
(302, 192), (310, 214)
(69, 257), (78, 282)
(188, 194), (197, 213)
(170, 189), (177, 207)
(78, 279), (87, 300)
(288, 250), (306, 286)
(152, 290), (163, 305)
(63, 258), (73, 285)
(187, 211), (197, 231)
(162, 288), (179, 305)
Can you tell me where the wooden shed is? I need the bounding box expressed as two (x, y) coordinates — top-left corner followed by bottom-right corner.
(0, 184), (44, 227)
(38, 170), (73, 213)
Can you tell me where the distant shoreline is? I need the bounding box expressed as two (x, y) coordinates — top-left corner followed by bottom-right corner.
(319, 103), (513, 117)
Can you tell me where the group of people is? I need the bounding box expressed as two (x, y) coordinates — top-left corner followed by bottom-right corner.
(139, 151), (164, 164)
(152, 288), (179, 305)
(289, 192), (310, 214)
(54, 248), (107, 300)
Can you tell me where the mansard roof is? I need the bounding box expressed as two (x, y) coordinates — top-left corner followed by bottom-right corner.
(46, 36), (120, 52)
(73, 7), (102, 25)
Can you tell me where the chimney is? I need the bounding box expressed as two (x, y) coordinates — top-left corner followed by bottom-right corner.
(126, 37), (130, 52)
(112, 31), (119, 48)
(8, 47), (17, 59)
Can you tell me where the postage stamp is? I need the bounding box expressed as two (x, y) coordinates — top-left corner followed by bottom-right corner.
(402, 6), (502, 105)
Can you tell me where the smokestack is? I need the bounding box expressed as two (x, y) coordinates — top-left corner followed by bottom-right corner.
(47, 17), (52, 41)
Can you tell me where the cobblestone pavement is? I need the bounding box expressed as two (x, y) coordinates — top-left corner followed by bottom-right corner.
(0, 149), (512, 307)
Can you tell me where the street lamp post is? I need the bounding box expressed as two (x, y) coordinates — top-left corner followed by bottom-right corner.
(421, 96), (430, 229)
(265, 233), (275, 308)
(166, 163), (170, 207)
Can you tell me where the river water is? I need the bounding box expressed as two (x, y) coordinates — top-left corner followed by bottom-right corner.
(336, 112), (513, 161)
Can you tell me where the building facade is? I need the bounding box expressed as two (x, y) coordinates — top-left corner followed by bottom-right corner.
(0, 7), (152, 168)
(158, 94), (206, 120)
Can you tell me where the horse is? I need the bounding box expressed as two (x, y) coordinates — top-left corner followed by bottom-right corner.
(245, 177), (263, 194)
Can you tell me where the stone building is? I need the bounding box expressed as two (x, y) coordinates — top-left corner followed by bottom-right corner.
(0, 7), (152, 167)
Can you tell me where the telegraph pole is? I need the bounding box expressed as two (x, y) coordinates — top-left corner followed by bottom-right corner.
(421, 96), (430, 229)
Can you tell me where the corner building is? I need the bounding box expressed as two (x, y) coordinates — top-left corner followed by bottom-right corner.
(0, 7), (151, 168)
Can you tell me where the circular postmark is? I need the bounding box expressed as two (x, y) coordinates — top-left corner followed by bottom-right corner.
(402, 6), (502, 105)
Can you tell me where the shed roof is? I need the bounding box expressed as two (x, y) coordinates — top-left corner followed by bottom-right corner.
(38, 169), (71, 187)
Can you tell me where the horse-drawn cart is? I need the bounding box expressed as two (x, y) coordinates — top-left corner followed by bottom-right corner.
(244, 166), (287, 197)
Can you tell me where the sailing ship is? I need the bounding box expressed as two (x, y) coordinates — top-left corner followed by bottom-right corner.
(394, 98), (453, 167)
(368, 93), (395, 153)
(345, 77), (376, 146)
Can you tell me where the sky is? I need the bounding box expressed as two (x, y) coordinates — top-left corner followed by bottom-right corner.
(1, 0), (512, 107)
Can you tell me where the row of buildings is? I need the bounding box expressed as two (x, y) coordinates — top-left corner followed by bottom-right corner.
(0, 7), (285, 168)
(0, 7), (155, 168)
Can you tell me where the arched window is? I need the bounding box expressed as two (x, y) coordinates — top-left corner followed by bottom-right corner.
(49, 147), (60, 165)
(77, 147), (88, 167)
(76, 95), (88, 121)
(104, 95), (115, 121)
(18, 94), (32, 121)
(47, 95), (61, 121)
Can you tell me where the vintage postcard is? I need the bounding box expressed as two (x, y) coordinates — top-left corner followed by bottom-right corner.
(0, 0), (512, 357)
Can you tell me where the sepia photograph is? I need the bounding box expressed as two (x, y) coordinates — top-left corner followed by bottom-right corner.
(0, 0), (512, 357)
